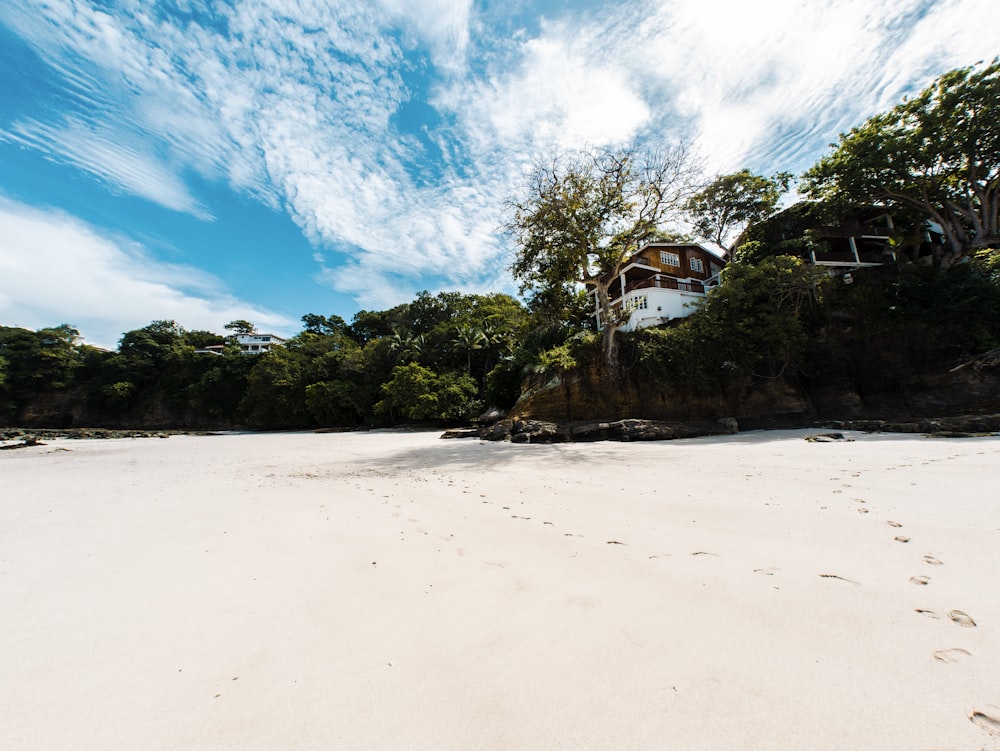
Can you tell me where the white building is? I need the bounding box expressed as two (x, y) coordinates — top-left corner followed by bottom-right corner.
(235, 333), (286, 354)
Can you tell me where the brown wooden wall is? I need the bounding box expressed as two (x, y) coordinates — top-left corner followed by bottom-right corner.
(631, 245), (721, 281)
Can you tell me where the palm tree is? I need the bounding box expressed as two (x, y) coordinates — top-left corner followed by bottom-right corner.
(452, 324), (485, 376)
(478, 320), (510, 385)
(387, 330), (426, 365)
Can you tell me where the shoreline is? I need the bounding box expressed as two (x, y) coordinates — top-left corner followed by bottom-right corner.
(5, 409), (1000, 447)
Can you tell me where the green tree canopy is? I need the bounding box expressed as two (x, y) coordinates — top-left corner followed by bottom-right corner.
(802, 60), (1000, 263)
(0, 324), (83, 414)
(224, 319), (256, 334)
(375, 363), (477, 422)
(507, 143), (702, 372)
(686, 169), (790, 250)
(633, 256), (828, 390)
(301, 313), (348, 336)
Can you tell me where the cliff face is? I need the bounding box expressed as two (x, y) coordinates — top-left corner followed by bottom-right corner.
(511, 329), (1000, 427)
(511, 366), (813, 427)
(10, 387), (244, 430)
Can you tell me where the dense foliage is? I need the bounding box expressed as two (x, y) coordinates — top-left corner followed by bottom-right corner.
(0, 292), (531, 429)
(626, 256), (829, 391)
(803, 60), (1000, 262)
(685, 170), (790, 250)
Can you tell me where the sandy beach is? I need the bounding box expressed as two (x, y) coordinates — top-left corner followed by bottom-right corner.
(2, 428), (999, 750)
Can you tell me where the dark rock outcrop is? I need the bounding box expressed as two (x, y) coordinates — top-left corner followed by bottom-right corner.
(507, 324), (1000, 435)
(476, 416), (739, 443)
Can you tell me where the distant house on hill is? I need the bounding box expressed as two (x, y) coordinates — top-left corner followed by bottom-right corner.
(235, 333), (286, 354)
(596, 242), (726, 332)
(193, 344), (225, 355)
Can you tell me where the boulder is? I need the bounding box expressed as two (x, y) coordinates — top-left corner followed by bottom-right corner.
(440, 428), (480, 440)
(510, 420), (567, 444)
(479, 420), (513, 441)
(477, 407), (506, 425)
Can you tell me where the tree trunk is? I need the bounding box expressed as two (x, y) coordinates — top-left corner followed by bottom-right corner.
(594, 282), (621, 378)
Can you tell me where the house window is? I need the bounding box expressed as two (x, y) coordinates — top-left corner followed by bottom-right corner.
(659, 250), (680, 267)
(690, 258), (704, 272)
(626, 295), (648, 311)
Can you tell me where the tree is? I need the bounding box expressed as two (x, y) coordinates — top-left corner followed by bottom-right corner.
(224, 320), (256, 334)
(183, 329), (225, 349)
(301, 314), (348, 336)
(686, 169), (790, 250)
(802, 60), (1000, 264)
(348, 309), (394, 344)
(0, 324), (84, 415)
(452, 324), (485, 376)
(633, 256), (829, 390)
(508, 143), (702, 373)
(239, 347), (310, 428)
(375, 363), (476, 422)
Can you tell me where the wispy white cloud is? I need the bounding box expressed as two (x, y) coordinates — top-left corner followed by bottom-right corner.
(0, 197), (295, 348)
(2, 116), (211, 217)
(375, 0), (473, 72)
(630, 0), (1000, 173)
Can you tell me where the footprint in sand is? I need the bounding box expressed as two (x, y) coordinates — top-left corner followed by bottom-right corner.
(933, 648), (971, 663)
(948, 610), (977, 628)
(894, 536), (911, 543)
(923, 554), (944, 566)
(887, 521), (902, 528)
(970, 708), (1000, 737)
(754, 567), (780, 576)
(909, 575), (931, 586)
(916, 608), (940, 619)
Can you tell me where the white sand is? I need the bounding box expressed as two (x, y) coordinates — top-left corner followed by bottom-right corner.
(2, 428), (999, 750)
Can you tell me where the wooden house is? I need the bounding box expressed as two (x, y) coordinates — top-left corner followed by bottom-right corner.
(596, 242), (726, 331)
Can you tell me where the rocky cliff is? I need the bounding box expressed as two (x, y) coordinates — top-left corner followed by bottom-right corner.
(509, 329), (1000, 432)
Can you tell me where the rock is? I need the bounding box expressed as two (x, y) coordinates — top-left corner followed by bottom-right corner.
(479, 420), (513, 441)
(567, 422), (611, 441)
(439, 428), (480, 440)
(717, 417), (740, 434)
(822, 413), (1000, 435)
(510, 420), (567, 443)
(477, 407), (506, 425)
(609, 419), (676, 441)
(0, 437), (46, 450)
(487, 416), (741, 444)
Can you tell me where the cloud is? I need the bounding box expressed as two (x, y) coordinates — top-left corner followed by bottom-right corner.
(459, 28), (652, 152)
(375, 0), (473, 72)
(0, 197), (295, 349)
(632, 0), (1000, 174)
(2, 117), (211, 217)
(3, 0), (1000, 321)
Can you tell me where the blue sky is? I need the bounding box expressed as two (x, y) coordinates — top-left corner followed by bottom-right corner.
(1, 0), (997, 348)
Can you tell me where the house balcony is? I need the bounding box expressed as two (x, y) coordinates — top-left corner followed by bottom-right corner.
(812, 251), (894, 266)
(622, 275), (707, 295)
